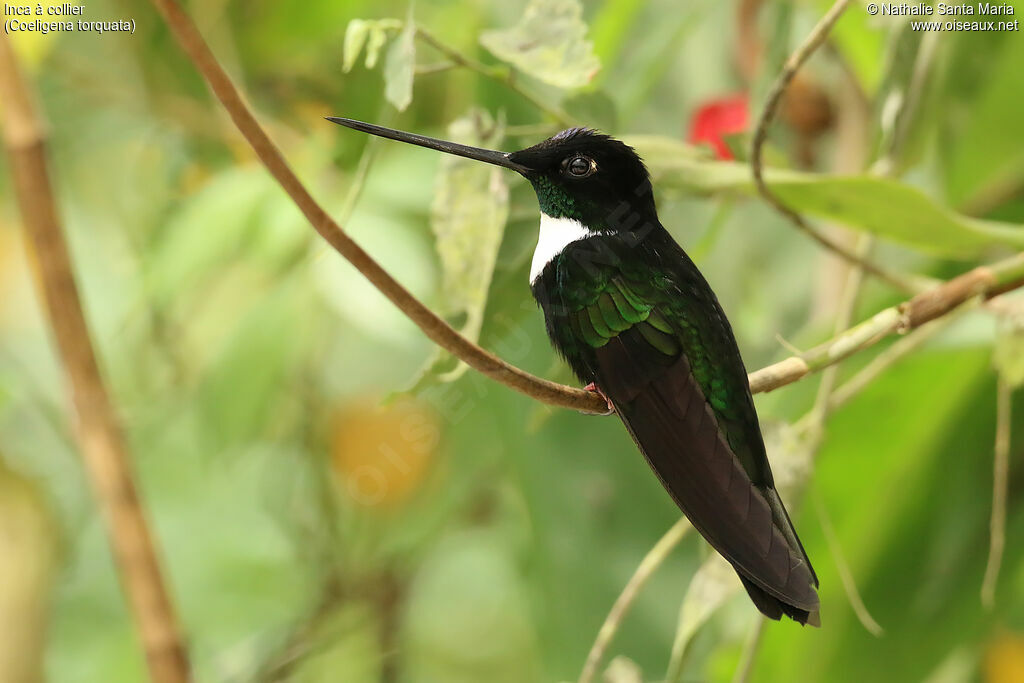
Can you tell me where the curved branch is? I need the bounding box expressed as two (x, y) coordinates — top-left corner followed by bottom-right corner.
(0, 33), (190, 683)
(749, 0), (923, 295)
(147, 0), (1024, 419)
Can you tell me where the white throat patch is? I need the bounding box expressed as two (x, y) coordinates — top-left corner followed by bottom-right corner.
(530, 214), (592, 283)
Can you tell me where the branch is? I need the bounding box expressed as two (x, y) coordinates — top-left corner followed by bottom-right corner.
(0, 34), (190, 683)
(749, 0), (922, 295)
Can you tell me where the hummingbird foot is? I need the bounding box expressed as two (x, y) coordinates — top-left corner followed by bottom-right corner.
(583, 382), (616, 416)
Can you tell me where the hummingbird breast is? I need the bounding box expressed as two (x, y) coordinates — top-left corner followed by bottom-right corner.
(530, 213), (593, 284)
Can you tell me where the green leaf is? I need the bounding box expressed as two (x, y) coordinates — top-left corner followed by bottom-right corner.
(342, 18), (402, 73)
(408, 110), (510, 388)
(431, 111), (510, 332)
(145, 166), (310, 309)
(289, 605), (384, 683)
(629, 136), (1024, 258)
(342, 19), (371, 73)
(480, 0), (600, 89)
(384, 11), (416, 111)
(364, 23), (391, 69)
(603, 656), (644, 683)
(755, 350), (994, 683)
(994, 304), (1024, 388)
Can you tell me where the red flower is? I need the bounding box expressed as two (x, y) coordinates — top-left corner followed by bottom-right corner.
(688, 94), (749, 160)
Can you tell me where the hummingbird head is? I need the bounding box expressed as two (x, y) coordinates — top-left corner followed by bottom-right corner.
(326, 118), (657, 235)
(508, 128), (656, 232)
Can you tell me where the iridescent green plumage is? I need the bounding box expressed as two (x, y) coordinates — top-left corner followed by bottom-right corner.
(543, 236), (762, 479)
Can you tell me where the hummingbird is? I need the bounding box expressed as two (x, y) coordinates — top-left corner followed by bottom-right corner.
(327, 117), (820, 626)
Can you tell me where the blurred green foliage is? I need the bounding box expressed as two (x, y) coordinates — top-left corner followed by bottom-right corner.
(1, 0), (1024, 681)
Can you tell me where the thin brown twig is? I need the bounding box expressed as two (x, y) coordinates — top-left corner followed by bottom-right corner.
(981, 376), (1013, 608)
(749, 0), (921, 295)
(577, 518), (691, 683)
(0, 34), (190, 683)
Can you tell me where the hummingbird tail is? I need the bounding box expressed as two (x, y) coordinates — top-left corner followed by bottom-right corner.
(738, 573), (821, 627)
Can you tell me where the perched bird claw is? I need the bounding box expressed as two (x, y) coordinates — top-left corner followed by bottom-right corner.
(584, 382), (616, 416)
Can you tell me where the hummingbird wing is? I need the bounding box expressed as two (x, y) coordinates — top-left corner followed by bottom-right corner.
(545, 233), (819, 624)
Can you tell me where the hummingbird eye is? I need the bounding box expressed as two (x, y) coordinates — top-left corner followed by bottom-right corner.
(564, 155), (595, 178)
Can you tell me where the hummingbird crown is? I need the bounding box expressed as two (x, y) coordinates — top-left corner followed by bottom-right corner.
(509, 129), (657, 231)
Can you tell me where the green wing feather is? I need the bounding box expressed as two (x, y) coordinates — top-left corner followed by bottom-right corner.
(553, 256), (764, 483)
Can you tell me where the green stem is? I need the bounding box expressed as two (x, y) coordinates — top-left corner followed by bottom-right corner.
(731, 618), (767, 683)
(414, 27), (575, 127)
(814, 494), (884, 636)
(577, 518), (691, 683)
(981, 376), (1013, 608)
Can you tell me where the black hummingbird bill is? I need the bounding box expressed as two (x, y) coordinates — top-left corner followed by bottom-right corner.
(327, 116), (821, 626)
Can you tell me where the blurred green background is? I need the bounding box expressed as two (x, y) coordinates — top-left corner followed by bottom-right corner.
(2, 0), (1024, 681)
